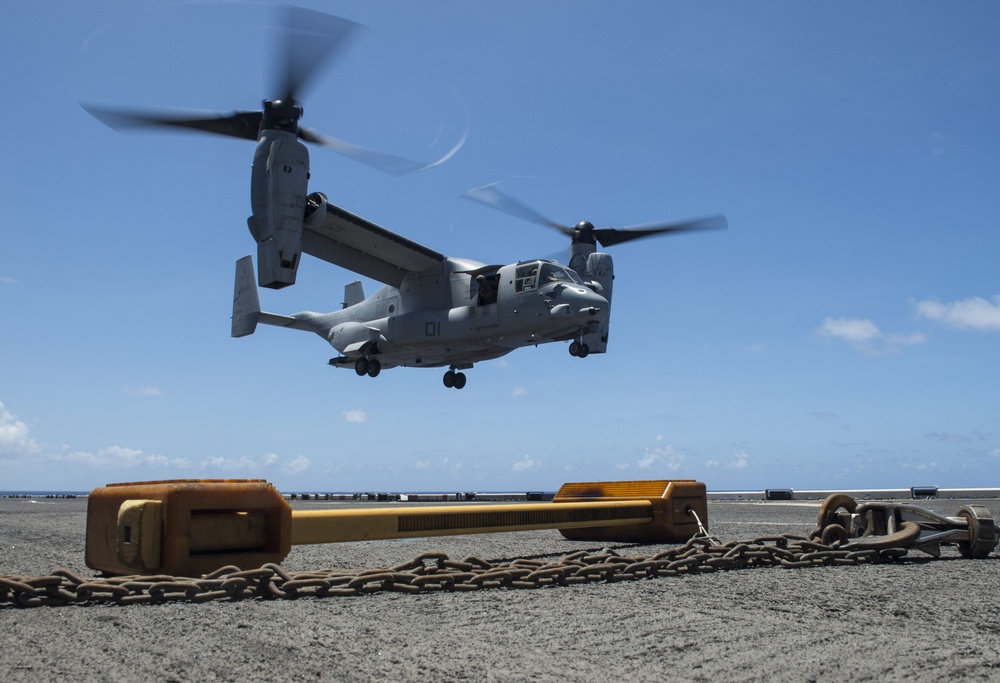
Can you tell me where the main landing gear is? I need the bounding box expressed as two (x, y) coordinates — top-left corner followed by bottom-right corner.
(354, 357), (381, 378)
(568, 340), (590, 358)
(443, 368), (467, 389)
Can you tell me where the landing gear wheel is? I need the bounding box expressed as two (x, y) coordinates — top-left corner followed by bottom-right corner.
(354, 358), (370, 376)
(569, 341), (581, 357)
(957, 506), (997, 558)
(578, 343), (590, 358)
(367, 358), (381, 378)
(443, 370), (467, 389)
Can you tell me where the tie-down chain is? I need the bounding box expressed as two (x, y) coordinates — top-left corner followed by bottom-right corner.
(1, 494), (994, 607)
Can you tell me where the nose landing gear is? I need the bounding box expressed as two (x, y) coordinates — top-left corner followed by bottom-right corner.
(569, 339), (590, 358)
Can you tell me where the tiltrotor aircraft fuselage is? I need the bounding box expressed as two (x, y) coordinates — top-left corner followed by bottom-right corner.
(233, 190), (618, 389)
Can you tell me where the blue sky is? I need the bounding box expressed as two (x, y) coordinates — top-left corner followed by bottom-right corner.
(2, 1), (998, 493)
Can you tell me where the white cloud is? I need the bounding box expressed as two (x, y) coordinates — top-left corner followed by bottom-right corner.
(0, 402), (40, 459)
(0, 401), (311, 485)
(61, 444), (189, 469)
(819, 317), (880, 343)
(512, 454), (540, 472)
(704, 450), (749, 470)
(637, 452), (658, 469)
(818, 317), (926, 353)
(199, 452), (278, 473)
(100, 445), (145, 463)
(343, 409), (369, 423)
(728, 450), (749, 470)
(144, 453), (190, 468)
(905, 459), (940, 472)
(512, 386), (528, 398)
(637, 438), (684, 471)
(284, 455), (311, 473)
(0, 276), (15, 285)
(916, 296), (1000, 331)
(123, 386), (165, 397)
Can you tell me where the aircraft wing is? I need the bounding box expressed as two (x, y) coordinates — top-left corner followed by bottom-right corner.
(302, 199), (446, 287)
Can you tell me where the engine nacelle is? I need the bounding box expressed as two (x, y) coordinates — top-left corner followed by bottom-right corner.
(582, 252), (614, 353)
(585, 252), (614, 302)
(248, 129), (310, 289)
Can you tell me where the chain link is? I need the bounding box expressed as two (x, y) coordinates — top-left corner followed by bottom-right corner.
(0, 531), (923, 608)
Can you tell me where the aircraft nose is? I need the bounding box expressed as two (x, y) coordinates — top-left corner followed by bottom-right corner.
(564, 286), (609, 319)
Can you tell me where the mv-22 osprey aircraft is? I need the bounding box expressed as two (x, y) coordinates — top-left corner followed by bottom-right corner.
(86, 7), (725, 389)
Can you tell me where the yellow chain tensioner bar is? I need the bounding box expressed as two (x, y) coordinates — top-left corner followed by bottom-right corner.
(85, 479), (708, 577)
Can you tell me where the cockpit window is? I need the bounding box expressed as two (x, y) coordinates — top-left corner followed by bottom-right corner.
(515, 263), (539, 292)
(516, 261), (583, 292)
(539, 263), (584, 285)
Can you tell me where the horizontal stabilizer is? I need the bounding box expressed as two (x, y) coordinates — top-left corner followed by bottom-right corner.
(259, 312), (313, 331)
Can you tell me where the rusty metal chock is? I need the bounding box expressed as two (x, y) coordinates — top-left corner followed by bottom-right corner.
(816, 495), (998, 557)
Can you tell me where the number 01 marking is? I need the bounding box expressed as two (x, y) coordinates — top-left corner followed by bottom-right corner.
(425, 322), (441, 337)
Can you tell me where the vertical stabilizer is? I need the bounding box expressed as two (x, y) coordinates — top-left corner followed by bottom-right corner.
(342, 280), (365, 309)
(232, 256), (262, 337)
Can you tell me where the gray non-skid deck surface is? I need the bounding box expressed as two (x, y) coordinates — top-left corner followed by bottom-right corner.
(2, 497), (998, 682)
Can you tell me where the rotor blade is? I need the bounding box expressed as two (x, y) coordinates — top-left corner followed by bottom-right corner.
(595, 214), (727, 247)
(301, 125), (467, 176)
(82, 103), (262, 141)
(462, 184), (569, 233)
(275, 6), (362, 103)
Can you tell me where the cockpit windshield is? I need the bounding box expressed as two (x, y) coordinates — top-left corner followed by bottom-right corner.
(539, 263), (584, 286)
(515, 261), (584, 292)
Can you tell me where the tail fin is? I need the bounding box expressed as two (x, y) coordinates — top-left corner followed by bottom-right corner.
(342, 280), (365, 308)
(232, 255), (261, 338)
